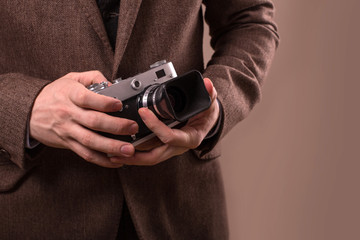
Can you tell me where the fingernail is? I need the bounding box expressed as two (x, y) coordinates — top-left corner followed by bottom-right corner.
(130, 123), (138, 134)
(121, 144), (134, 156)
(138, 108), (147, 121)
(113, 101), (123, 111)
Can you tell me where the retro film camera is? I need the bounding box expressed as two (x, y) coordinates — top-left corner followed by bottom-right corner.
(88, 60), (211, 146)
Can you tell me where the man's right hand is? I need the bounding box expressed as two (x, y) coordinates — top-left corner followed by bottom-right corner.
(29, 71), (138, 168)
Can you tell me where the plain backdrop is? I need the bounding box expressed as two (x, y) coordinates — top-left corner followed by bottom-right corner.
(203, 0), (360, 239)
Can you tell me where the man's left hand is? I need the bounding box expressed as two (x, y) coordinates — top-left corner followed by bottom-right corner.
(109, 78), (220, 166)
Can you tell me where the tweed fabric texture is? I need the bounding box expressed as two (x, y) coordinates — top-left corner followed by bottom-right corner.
(0, 0), (278, 239)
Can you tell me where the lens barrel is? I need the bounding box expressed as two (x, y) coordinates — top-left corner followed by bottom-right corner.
(140, 70), (211, 122)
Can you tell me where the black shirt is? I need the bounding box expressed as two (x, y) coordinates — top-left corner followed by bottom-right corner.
(96, 0), (120, 50)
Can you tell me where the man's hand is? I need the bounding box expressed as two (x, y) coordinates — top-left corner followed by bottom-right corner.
(30, 71), (138, 168)
(109, 78), (220, 166)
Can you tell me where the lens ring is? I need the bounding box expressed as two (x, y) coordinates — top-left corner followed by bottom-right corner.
(142, 84), (159, 108)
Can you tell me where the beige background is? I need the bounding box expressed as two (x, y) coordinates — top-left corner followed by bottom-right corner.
(203, 0), (360, 239)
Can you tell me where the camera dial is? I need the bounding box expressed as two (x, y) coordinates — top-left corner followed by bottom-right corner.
(150, 60), (167, 69)
(131, 79), (142, 90)
(87, 82), (108, 93)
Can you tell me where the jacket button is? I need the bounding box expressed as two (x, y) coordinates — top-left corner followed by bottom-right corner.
(0, 149), (11, 160)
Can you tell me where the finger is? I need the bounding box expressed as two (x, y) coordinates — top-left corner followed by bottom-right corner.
(74, 108), (138, 135)
(69, 85), (123, 112)
(184, 97), (220, 138)
(138, 108), (200, 148)
(110, 144), (188, 166)
(138, 108), (173, 141)
(65, 70), (108, 86)
(67, 138), (124, 168)
(70, 125), (135, 157)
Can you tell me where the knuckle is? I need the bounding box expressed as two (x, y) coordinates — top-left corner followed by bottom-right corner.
(81, 151), (94, 163)
(75, 90), (87, 105)
(86, 114), (100, 128)
(190, 133), (202, 149)
(80, 133), (93, 146)
(161, 137), (171, 144)
(110, 119), (124, 134)
(191, 139), (201, 149)
(92, 70), (104, 80)
(65, 72), (76, 79)
(56, 106), (72, 120)
(109, 142), (121, 154)
(161, 131), (174, 144)
(189, 142), (198, 149)
(53, 122), (70, 138)
(113, 124), (125, 135)
(94, 70), (102, 76)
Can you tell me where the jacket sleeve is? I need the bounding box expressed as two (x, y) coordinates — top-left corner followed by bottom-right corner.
(0, 73), (50, 170)
(195, 0), (279, 158)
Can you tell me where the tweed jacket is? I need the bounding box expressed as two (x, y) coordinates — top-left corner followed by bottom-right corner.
(0, 0), (279, 239)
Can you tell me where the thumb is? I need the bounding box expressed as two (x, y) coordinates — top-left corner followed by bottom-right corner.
(203, 78), (217, 101)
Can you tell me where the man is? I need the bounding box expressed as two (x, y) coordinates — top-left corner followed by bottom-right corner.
(0, 0), (279, 239)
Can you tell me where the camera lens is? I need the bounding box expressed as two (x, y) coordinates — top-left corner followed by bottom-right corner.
(140, 71), (210, 122)
(165, 86), (186, 113)
(141, 84), (185, 120)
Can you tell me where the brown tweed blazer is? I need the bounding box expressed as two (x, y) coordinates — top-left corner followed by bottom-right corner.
(0, 0), (278, 239)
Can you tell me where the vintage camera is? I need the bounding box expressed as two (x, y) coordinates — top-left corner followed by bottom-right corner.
(88, 60), (211, 146)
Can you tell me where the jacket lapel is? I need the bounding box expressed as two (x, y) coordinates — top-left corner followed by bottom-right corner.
(77, 0), (142, 79)
(77, 0), (114, 62)
(112, 0), (143, 79)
